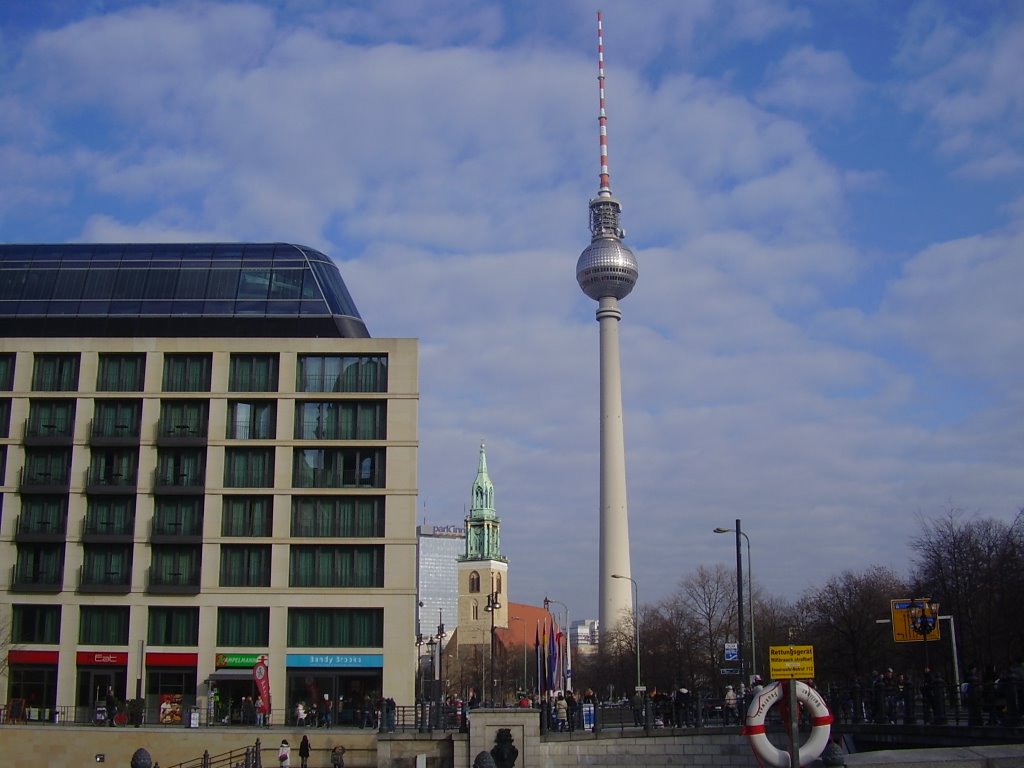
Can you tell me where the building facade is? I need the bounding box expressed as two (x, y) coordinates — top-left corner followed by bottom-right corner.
(0, 243), (418, 725)
(416, 523), (463, 641)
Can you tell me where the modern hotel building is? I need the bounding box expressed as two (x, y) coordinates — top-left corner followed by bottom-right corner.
(0, 243), (417, 724)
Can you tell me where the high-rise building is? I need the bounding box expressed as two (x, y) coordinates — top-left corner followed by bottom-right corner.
(0, 243), (418, 725)
(575, 14), (639, 637)
(416, 522), (464, 640)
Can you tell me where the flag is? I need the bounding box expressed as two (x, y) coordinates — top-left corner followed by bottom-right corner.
(535, 621), (543, 694)
(253, 654), (270, 712)
(547, 619), (558, 691)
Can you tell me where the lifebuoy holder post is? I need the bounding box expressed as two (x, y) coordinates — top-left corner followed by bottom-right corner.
(742, 680), (832, 768)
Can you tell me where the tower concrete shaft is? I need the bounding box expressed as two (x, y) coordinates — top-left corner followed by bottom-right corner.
(597, 296), (633, 635)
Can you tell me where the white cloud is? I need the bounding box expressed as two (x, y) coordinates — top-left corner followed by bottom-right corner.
(757, 45), (866, 120)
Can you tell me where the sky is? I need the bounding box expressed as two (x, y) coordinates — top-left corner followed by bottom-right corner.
(1, 0), (1022, 623)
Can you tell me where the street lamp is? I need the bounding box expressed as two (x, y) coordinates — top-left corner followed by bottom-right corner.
(484, 591), (501, 705)
(714, 521), (754, 681)
(611, 574), (640, 692)
(510, 616), (528, 694)
(544, 596), (572, 692)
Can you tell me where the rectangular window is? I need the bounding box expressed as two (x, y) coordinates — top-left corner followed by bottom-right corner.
(0, 353), (14, 390)
(217, 607), (270, 646)
(92, 399), (142, 438)
(150, 545), (201, 587)
(294, 401), (386, 440)
(153, 497), (204, 537)
(224, 447), (275, 488)
(79, 605), (130, 645)
(13, 544), (64, 587)
(84, 497), (136, 536)
(18, 496), (68, 535)
(0, 398), (10, 438)
(148, 606), (200, 646)
(291, 496), (385, 537)
(32, 353), (80, 391)
(155, 448), (206, 486)
(292, 448), (385, 488)
(162, 354), (212, 392)
(12, 604), (61, 644)
(219, 545), (272, 587)
(229, 354), (279, 392)
(227, 401), (276, 439)
(22, 448), (71, 485)
(158, 399), (208, 437)
(287, 608), (383, 648)
(289, 545), (384, 588)
(96, 353), (146, 392)
(80, 545), (133, 587)
(222, 496), (272, 537)
(26, 399), (76, 438)
(87, 447), (139, 486)
(296, 354), (388, 393)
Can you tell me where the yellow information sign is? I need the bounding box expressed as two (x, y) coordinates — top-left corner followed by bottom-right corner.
(769, 645), (815, 679)
(889, 599), (942, 644)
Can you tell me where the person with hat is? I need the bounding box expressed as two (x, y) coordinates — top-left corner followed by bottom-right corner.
(278, 739), (291, 768)
(724, 685), (738, 725)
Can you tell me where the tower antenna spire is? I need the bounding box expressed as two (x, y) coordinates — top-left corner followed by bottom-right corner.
(597, 10), (612, 197)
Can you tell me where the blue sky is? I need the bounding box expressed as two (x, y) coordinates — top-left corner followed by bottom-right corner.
(2, 0), (1022, 622)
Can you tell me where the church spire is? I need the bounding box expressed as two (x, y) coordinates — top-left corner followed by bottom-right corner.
(462, 442), (505, 561)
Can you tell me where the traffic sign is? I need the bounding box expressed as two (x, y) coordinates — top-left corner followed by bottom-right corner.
(769, 645), (815, 679)
(719, 668), (741, 675)
(724, 642), (738, 662)
(890, 599), (941, 643)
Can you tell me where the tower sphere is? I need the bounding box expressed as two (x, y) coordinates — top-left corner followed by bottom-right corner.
(576, 236), (638, 301)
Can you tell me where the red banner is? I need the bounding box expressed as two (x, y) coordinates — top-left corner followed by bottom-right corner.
(253, 655), (270, 712)
(76, 651), (128, 666)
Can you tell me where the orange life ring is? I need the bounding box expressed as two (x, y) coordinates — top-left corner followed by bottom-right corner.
(742, 681), (832, 768)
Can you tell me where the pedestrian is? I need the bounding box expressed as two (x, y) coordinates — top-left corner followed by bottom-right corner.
(724, 685), (738, 725)
(299, 735), (311, 768)
(278, 739), (291, 768)
(554, 692), (568, 731)
(255, 695), (267, 727)
(105, 687), (118, 727)
(330, 745), (346, 768)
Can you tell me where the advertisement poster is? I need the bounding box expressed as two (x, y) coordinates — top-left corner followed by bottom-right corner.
(159, 693), (183, 724)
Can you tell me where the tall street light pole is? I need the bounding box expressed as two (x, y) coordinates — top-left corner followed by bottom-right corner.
(611, 574), (640, 692)
(485, 591), (501, 705)
(544, 597), (572, 692)
(715, 521), (754, 681)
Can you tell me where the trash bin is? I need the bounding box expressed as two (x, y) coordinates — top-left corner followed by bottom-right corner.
(189, 706), (200, 728)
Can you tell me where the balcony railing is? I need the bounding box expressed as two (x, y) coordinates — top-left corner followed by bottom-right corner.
(84, 466), (138, 495)
(155, 418), (208, 446)
(89, 419), (141, 445)
(19, 466), (71, 494)
(152, 469), (206, 495)
(147, 565), (201, 594)
(78, 565), (131, 593)
(15, 514), (68, 541)
(10, 564), (63, 593)
(23, 420), (74, 446)
(81, 517), (135, 540)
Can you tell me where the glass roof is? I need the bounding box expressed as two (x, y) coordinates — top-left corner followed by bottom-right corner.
(0, 243), (369, 338)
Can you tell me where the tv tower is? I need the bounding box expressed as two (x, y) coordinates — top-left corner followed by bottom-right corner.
(576, 11), (639, 639)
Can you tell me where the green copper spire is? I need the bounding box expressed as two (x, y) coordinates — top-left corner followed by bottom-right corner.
(462, 442), (506, 562)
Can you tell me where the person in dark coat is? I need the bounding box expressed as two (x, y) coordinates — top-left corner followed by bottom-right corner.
(298, 735), (311, 768)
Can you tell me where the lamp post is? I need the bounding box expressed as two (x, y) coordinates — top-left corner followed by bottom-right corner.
(485, 591), (501, 705)
(544, 596), (572, 692)
(510, 616), (528, 694)
(434, 611), (446, 727)
(909, 598), (940, 668)
(714, 521), (754, 681)
(611, 574), (640, 692)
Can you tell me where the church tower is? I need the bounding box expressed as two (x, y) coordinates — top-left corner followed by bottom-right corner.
(457, 443), (508, 644)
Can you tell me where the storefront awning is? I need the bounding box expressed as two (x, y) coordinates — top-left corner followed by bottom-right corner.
(206, 669), (253, 681)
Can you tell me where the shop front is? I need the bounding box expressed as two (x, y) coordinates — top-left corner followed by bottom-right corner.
(6, 650), (58, 723)
(146, 651), (197, 725)
(286, 653), (383, 727)
(206, 653), (262, 725)
(75, 650), (128, 724)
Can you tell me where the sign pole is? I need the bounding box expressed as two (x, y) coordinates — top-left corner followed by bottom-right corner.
(788, 678), (799, 768)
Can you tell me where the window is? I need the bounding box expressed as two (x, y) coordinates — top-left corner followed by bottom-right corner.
(22, 448), (71, 484)
(162, 354), (211, 392)
(13, 544), (64, 587)
(296, 354), (387, 393)
(80, 605), (130, 644)
(87, 447), (138, 486)
(12, 605), (61, 644)
(220, 545), (272, 587)
(18, 496), (68, 535)
(287, 608), (383, 648)
(148, 607), (200, 646)
(80, 545), (132, 587)
(291, 496), (384, 537)
(0, 398), (10, 438)
(469, 571), (481, 593)
(289, 545), (384, 588)
(227, 401), (276, 439)
(222, 496), (272, 537)
(0, 353), (14, 390)
(224, 447), (274, 487)
(26, 399), (76, 438)
(218, 607), (270, 646)
(96, 353), (145, 391)
(84, 497), (136, 536)
(32, 353), (80, 391)
(153, 497), (204, 537)
(292, 448), (385, 488)
(155, 448), (206, 486)
(92, 399), (141, 437)
(158, 399), (208, 437)
(229, 354), (279, 392)
(149, 545), (201, 587)
(295, 401), (386, 440)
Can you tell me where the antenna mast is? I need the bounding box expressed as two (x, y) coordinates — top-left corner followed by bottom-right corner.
(597, 10), (611, 197)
